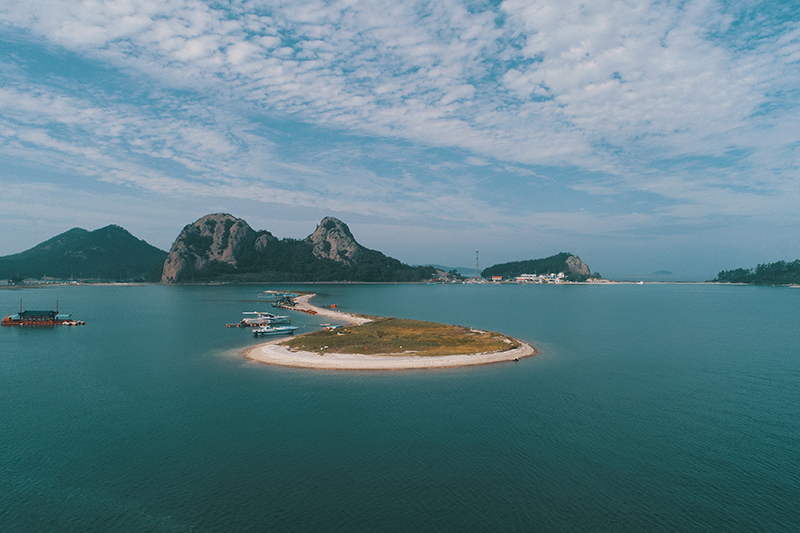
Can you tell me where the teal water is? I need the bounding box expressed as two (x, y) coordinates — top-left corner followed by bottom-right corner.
(1, 284), (798, 532)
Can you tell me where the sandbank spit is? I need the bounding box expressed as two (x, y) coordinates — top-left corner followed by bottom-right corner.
(243, 294), (536, 370)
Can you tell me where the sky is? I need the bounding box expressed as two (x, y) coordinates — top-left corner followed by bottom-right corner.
(1, 0), (799, 280)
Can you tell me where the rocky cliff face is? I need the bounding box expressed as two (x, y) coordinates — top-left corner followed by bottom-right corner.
(160, 214), (434, 283)
(565, 255), (591, 277)
(304, 217), (362, 266)
(161, 213), (256, 282)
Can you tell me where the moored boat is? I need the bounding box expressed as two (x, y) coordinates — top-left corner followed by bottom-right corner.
(253, 325), (298, 337)
(231, 311), (291, 328)
(257, 291), (298, 300)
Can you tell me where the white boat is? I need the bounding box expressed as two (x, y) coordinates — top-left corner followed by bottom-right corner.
(257, 291), (298, 300)
(253, 325), (298, 337)
(240, 311), (291, 326)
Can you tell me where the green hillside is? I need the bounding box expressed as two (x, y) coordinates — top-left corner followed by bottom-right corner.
(715, 259), (800, 285)
(162, 214), (436, 283)
(481, 252), (591, 281)
(0, 225), (167, 281)
(182, 235), (434, 283)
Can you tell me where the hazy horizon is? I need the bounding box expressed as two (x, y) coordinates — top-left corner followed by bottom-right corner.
(2, 1), (799, 281)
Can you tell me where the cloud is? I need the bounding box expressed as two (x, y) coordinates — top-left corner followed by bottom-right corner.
(1, 0), (799, 266)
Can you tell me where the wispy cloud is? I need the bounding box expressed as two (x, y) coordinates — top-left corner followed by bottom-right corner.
(1, 0), (799, 271)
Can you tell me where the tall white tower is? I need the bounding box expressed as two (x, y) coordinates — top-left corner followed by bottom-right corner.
(475, 250), (479, 279)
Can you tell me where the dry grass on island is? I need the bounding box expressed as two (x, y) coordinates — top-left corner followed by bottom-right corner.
(281, 317), (521, 357)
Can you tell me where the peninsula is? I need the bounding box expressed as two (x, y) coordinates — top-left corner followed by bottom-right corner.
(243, 294), (536, 370)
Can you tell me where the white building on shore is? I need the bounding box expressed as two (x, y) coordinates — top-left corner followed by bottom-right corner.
(515, 272), (566, 283)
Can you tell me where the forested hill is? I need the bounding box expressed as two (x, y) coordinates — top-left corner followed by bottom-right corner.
(0, 225), (167, 281)
(481, 252), (593, 281)
(714, 260), (800, 285)
(161, 213), (435, 283)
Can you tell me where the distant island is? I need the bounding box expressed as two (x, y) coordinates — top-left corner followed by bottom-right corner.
(714, 259), (800, 285)
(481, 252), (598, 282)
(161, 213), (435, 283)
(0, 225), (166, 282)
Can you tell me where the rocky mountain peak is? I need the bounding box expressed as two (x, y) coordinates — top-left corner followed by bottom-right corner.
(161, 213), (255, 282)
(565, 255), (591, 277)
(304, 217), (362, 265)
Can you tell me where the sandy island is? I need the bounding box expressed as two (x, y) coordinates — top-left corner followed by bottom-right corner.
(243, 294), (537, 370)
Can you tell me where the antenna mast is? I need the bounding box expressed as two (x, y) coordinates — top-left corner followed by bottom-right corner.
(475, 250), (479, 279)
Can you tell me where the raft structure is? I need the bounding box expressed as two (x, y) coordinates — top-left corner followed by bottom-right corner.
(1, 300), (85, 326)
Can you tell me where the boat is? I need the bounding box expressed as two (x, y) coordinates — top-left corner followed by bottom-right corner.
(227, 311), (291, 328)
(271, 295), (296, 308)
(246, 312), (291, 325)
(253, 325), (298, 337)
(2, 300), (85, 326)
(241, 311), (291, 325)
(257, 291), (298, 300)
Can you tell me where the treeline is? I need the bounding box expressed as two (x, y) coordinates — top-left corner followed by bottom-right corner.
(715, 259), (800, 285)
(180, 237), (435, 283)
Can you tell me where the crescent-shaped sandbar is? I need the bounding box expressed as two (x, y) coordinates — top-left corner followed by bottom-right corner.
(243, 294), (537, 370)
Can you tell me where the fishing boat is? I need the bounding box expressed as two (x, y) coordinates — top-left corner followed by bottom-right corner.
(227, 311), (291, 328)
(253, 325), (298, 337)
(257, 291), (298, 300)
(2, 300), (85, 326)
(241, 311), (291, 325)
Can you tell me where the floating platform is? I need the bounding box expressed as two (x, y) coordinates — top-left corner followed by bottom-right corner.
(2, 300), (84, 326)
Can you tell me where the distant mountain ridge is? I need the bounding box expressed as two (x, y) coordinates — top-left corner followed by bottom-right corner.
(481, 252), (594, 281)
(0, 225), (167, 281)
(162, 213), (435, 282)
(3, 220), (598, 285)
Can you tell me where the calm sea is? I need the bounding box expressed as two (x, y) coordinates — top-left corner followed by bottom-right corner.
(1, 283), (798, 532)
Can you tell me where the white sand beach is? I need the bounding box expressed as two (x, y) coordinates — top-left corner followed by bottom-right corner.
(292, 293), (373, 325)
(243, 294), (537, 370)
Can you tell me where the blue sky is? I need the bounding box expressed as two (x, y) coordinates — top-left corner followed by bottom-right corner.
(1, 0), (799, 279)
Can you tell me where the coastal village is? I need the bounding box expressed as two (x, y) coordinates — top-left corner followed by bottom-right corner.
(441, 272), (570, 284)
(431, 270), (609, 284)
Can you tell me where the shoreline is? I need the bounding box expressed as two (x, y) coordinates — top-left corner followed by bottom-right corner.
(291, 294), (373, 325)
(243, 294), (537, 370)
